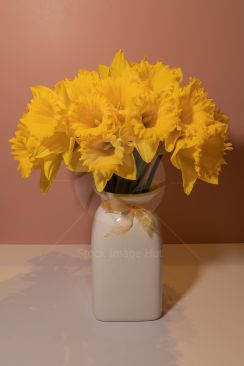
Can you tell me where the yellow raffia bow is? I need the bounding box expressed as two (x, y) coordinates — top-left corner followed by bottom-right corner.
(101, 199), (159, 238)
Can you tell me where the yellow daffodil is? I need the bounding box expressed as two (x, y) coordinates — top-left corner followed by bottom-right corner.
(132, 59), (183, 94)
(171, 122), (232, 194)
(99, 75), (141, 115)
(10, 122), (70, 192)
(78, 134), (136, 192)
(98, 50), (143, 126)
(57, 70), (99, 104)
(20, 85), (65, 139)
(164, 78), (228, 154)
(10, 125), (43, 178)
(179, 77), (216, 135)
(164, 78), (217, 153)
(126, 91), (180, 162)
(69, 93), (118, 138)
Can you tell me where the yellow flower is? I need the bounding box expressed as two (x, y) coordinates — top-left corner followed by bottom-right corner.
(96, 75), (142, 129)
(10, 122), (70, 192)
(126, 91), (180, 162)
(57, 70), (99, 104)
(194, 124), (232, 184)
(69, 94), (118, 139)
(132, 58), (183, 94)
(20, 85), (64, 139)
(179, 78), (216, 135)
(10, 125), (42, 178)
(165, 78), (225, 154)
(171, 122), (232, 194)
(78, 134), (136, 192)
(98, 50), (142, 125)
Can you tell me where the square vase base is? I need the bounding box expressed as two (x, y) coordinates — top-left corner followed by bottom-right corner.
(91, 234), (162, 322)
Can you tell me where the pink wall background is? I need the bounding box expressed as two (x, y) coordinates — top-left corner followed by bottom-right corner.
(1, 0), (243, 244)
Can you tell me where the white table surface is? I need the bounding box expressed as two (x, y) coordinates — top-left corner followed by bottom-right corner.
(0, 243), (243, 366)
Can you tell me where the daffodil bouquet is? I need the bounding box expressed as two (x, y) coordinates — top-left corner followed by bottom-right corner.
(10, 50), (232, 195)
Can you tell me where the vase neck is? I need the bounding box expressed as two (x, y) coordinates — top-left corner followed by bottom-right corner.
(96, 186), (164, 211)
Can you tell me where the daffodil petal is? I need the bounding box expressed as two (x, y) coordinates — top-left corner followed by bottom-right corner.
(110, 49), (130, 78)
(40, 155), (62, 192)
(93, 171), (112, 192)
(165, 129), (181, 152)
(171, 141), (198, 194)
(135, 139), (159, 163)
(116, 151), (136, 180)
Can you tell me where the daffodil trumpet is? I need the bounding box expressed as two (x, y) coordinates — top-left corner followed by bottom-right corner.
(10, 50), (232, 195)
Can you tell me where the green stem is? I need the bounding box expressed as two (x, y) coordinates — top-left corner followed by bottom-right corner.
(105, 153), (162, 194)
(128, 150), (149, 193)
(144, 154), (163, 191)
(133, 163), (151, 193)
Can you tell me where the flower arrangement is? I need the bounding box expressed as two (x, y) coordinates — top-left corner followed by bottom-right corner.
(10, 50), (232, 195)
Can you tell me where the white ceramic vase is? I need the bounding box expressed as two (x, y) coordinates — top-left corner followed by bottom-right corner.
(91, 187), (163, 321)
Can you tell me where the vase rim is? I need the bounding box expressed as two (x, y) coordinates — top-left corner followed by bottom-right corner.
(94, 182), (165, 199)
